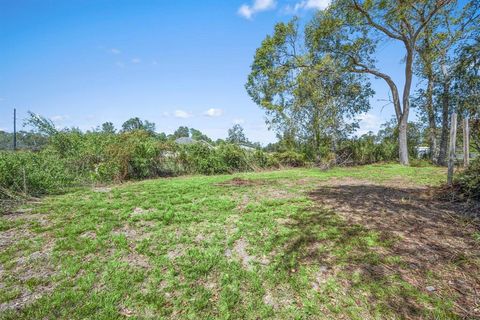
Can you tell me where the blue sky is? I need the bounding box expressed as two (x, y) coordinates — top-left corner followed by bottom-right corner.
(0, 0), (409, 144)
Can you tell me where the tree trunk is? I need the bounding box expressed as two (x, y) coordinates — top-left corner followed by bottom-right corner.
(437, 79), (450, 166)
(425, 74), (437, 162)
(398, 115), (409, 165)
(398, 45), (414, 166)
(447, 113), (457, 185)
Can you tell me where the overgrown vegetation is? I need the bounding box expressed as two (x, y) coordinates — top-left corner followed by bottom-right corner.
(456, 157), (480, 201)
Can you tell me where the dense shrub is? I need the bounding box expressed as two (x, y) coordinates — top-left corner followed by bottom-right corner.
(217, 143), (248, 172)
(0, 151), (75, 196)
(97, 131), (163, 181)
(249, 149), (269, 169)
(273, 151), (306, 167)
(456, 158), (480, 201)
(337, 137), (397, 165)
(179, 143), (226, 175)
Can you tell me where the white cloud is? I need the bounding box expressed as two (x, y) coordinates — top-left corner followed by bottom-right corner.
(238, 0), (276, 19)
(233, 118), (245, 125)
(292, 0), (330, 12)
(131, 58), (141, 64)
(204, 108), (224, 117)
(356, 113), (381, 135)
(174, 110), (193, 119)
(110, 48), (121, 54)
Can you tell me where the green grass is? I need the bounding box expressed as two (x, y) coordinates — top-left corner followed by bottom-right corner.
(0, 164), (464, 319)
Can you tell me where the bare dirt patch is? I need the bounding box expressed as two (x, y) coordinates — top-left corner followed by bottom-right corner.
(112, 224), (153, 243)
(0, 238), (57, 312)
(225, 238), (269, 270)
(167, 244), (187, 260)
(120, 252), (151, 269)
(262, 285), (295, 310)
(131, 207), (153, 216)
(2, 209), (50, 228)
(309, 178), (480, 318)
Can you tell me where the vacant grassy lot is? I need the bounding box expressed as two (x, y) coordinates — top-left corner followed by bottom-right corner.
(1, 164), (479, 319)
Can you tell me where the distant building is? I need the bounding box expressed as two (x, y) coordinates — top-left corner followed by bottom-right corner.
(175, 137), (213, 148)
(175, 137), (195, 145)
(238, 144), (256, 152)
(415, 146), (430, 158)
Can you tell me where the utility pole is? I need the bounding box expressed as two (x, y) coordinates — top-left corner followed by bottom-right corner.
(447, 113), (457, 186)
(13, 108), (17, 151)
(463, 118), (470, 167)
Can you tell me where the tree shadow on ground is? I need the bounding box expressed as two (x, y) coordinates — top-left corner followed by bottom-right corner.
(273, 182), (480, 318)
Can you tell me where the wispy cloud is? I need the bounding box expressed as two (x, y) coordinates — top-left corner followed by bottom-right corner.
(285, 0), (330, 13)
(174, 110), (193, 119)
(203, 108), (224, 117)
(110, 48), (121, 54)
(131, 58), (141, 64)
(115, 61), (125, 68)
(238, 0), (276, 19)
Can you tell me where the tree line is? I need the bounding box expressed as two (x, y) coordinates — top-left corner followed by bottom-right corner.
(0, 113), (256, 151)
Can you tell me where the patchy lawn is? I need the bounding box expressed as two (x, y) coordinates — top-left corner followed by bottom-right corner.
(1, 164), (479, 319)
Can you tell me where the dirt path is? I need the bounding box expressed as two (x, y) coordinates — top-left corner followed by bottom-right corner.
(310, 177), (480, 318)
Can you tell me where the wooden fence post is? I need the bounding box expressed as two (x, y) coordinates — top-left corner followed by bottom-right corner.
(447, 113), (457, 186)
(463, 118), (470, 167)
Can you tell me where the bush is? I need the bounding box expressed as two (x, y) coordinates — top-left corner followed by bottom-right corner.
(0, 151), (75, 197)
(217, 143), (248, 172)
(249, 149), (269, 169)
(456, 158), (480, 201)
(179, 143), (226, 175)
(337, 137), (397, 165)
(273, 151), (306, 167)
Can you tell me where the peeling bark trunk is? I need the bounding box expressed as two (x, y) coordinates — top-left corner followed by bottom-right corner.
(425, 75), (437, 162)
(398, 115), (409, 165)
(398, 46), (414, 166)
(438, 79), (450, 166)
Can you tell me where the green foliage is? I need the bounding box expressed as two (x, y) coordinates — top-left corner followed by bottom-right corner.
(179, 143), (226, 175)
(246, 18), (373, 159)
(217, 143), (248, 172)
(0, 151), (75, 197)
(273, 151), (306, 167)
(456, 158), (480, 200)
(97, 131), (164, 181)
(173, 126), (190, 139)
(226, 124), (248, 144)
(121, 117), (156, 134)
(337, 136), (397, 165)
(249, 149), (269, 169)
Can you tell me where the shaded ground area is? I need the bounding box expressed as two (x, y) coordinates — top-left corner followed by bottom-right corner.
(310, 178), (480, 318)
